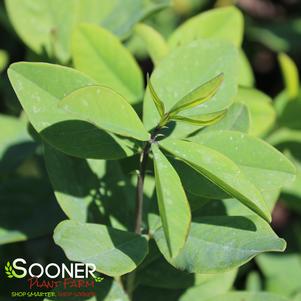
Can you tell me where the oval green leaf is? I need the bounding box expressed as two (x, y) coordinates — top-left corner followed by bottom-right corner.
(169, 6), (244, 48)
(60, 85), (149, 141)
(154, 215), (286, 273)
(72, 23), (144, 104)
(54, 220), (149, 277)
(7, 62), (139, 159)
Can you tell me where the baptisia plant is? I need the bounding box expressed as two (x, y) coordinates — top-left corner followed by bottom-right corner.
(7, 10), (296, 301)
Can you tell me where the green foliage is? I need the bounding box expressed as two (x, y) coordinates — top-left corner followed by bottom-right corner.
(256, 254), (301, 297)
(278, 53), (299, 100)
(160, 138), (273, 221)
(152, 144), (191, 257)
(169, 6), (244, 48)
(54, 220), (149, 277)
(5, 0), (170, 63)
(203, 102), (250, 133)
(134, 23), (169, 66)
(154, 213), (285, 273)
(3, 3), (300, 300)
(72, 24), (144, 104)
(7, 63), (139, 159)
(143, 39), (239, 137)
(59, 85), (149, 141)
(190, 131), (295, 210)
(235, 88), (276, 137)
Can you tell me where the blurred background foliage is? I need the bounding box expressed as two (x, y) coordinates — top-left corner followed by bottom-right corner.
(1, 0), (301, 300)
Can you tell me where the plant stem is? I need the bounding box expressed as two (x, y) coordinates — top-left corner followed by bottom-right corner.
(126, 144), (150, 299)
(134, 126), (160, 234)
(127, 128), (160, 298)
(134, 142), (150, 234)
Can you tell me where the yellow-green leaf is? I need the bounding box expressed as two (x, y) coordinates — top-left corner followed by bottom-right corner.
(169, 73), (224, 116)
(147, 74), (165, 117)
(134, 23), (169, 66)
(278, 53), (299, 100)
(170, 110), (226, 126)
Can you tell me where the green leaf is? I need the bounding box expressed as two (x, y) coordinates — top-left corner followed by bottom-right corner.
(202, 102), (250, 133)
(5, 0), (169, 63)
(54, 220), (148, 277)
(179, 270), (237, 301)
(8, 62), (139, 159)
(143, 39), (239, 138)
(238, 49), (255, 87)
(278, 53), (299, 100)
(168, 73), (224, 116)
(170, 110), (226, 126)
(72, 23), (143, 104)
(190, 130), (296, 210)
(0, 49), (8, 73)
(159, 139), (271, 222)
(60, 85), (149, 141)
(256, 254), (301, 297)
(204, 292), (290, 301)
(134, 23), (169, 66)
(154, 214), (286, 274)
(152, 144), (191, 257)
(5, 0), (102, 63)
(44, 143), (135, 229)
(172, 159), (228, 200)
(169, 6), (244, 48)
(147, 74), (165, 117)
(235, 87), (276, 137)
(154, 215), (286, 274)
